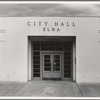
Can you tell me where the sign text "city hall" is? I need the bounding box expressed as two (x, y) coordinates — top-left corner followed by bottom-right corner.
(27, 21), (76, 32)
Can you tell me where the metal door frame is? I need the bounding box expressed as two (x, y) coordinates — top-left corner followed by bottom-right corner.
(40, 51), (64, 80)
(43, 53), (61, 78)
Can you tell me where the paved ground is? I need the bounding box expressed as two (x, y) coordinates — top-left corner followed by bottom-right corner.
(78, 83), (100, 97)
(0, 81), (100, 97)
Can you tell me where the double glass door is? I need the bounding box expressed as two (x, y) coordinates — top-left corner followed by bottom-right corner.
(43, 53), (61, 79)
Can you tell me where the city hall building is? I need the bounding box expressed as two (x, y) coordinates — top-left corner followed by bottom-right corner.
(0, 17), (100, 83)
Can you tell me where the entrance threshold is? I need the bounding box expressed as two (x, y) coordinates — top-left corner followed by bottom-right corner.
(43, 78), (61, 81)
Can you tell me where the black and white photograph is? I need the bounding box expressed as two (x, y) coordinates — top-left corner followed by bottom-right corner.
(0, 1), (100, 98)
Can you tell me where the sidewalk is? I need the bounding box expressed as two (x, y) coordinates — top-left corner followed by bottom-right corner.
(0, 81), (99, 97)
(78, 83), (100, 97)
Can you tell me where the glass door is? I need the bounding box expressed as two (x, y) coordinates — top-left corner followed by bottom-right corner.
(43, 53), (61, 79)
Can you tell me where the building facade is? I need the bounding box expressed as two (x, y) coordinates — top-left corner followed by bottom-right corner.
(0, 17), (100, 83)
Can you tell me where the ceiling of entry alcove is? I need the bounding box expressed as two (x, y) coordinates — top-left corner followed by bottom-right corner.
(0, 4), (100, 17)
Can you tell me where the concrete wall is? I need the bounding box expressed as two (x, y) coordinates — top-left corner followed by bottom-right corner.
(0, 17), (100, 83)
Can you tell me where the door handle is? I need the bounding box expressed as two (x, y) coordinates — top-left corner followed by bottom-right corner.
(53, 62), (56, 72)
(53, 62), (56, 65)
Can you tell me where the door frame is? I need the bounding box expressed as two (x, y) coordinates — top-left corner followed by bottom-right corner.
(43, 53), (61, 79)
(40, 51), (64, 81)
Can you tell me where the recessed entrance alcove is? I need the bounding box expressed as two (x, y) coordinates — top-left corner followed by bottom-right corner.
(28, 36), (76, 81)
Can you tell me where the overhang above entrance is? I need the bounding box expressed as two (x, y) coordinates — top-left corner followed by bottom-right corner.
(28, 36), (75, 42)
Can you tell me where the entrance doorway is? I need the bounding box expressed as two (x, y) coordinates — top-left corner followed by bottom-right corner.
(28, 36), (76, 81)
(42, 52), (62, 80)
